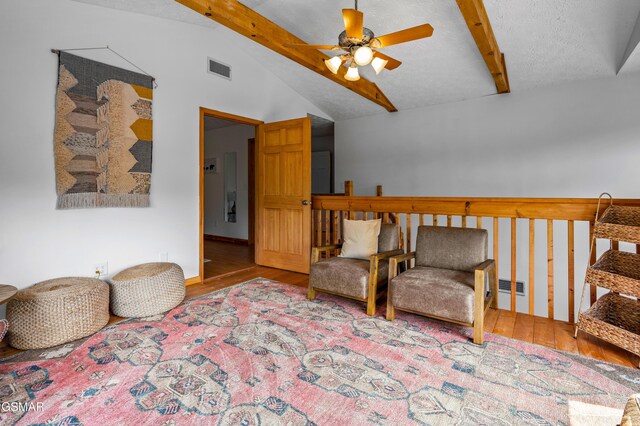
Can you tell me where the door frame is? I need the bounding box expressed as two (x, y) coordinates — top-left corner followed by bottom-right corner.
(199, 107), (263, 282)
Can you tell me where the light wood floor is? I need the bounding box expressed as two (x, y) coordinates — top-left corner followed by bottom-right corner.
(1, 245), (637, 369)
(203, 239), (255, 279)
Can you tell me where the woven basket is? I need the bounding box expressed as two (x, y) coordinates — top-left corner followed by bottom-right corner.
(577, 293), (640, 357)
(586, 250), (640, 298)
(621, 394), (640, 426)
(7, 277), (109, 350)
(110, 262), (185, 318)
(594, 205), (640, 245)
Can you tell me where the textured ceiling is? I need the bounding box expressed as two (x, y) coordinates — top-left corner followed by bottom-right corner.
(72, 0), (640, 121)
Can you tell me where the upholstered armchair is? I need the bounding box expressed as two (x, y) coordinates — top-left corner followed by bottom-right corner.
(308, 223), (403, 316)
(386, 226), (497, 345)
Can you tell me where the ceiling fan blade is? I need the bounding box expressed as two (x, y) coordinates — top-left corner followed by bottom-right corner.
(285, 43), (341, 50)
(374, 52), (402, 70)
(343, 9), (364, 40)
(374, 24), (434, 48)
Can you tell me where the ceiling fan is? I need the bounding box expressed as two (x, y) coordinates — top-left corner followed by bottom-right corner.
(287, 0), (434, 81)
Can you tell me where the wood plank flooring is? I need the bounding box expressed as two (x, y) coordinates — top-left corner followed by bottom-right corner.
(1, 242), (637, 369)
(203, 240), (255, 279)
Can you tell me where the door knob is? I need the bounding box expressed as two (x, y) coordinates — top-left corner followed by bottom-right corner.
(302, 200), (310, 206)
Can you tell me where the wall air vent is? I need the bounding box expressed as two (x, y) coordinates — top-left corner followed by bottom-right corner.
(208, 57), (231, 80)
(498, 279), (525, 296)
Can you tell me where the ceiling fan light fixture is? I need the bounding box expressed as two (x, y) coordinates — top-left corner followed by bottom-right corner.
(353, 46), (373, 66)
(344, 64), (360, 81)
(324, 56), (343, 74)
(371, 56), (388, 75)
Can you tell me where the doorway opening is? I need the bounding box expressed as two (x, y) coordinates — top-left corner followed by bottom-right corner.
(200, 108), (262, 281)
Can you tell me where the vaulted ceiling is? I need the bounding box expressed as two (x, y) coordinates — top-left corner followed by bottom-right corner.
(73, 0), (640, 120)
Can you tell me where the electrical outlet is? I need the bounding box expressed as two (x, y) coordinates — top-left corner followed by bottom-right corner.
(159, 252), (169, 262)
(94, 262), (108, 278)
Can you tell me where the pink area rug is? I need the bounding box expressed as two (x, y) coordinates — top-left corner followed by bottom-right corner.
(0, 278), (639, 425)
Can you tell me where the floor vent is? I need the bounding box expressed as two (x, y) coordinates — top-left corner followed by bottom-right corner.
(498, 279), (525, 296)
(208, 58), (231, 80)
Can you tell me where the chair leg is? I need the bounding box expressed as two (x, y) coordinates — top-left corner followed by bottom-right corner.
(386, 284), (395, 321)
(307, 287), (316, 300)
(473, 322), (484, 345)
(474, 268), (486, 345)
(366, 260), (379, 317)
(366, 298), (376, 316)
(366, 276), (377, 316)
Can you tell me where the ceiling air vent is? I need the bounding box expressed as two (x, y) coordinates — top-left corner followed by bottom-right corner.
(498, 279), (525, 296)
(208, 57), (231, 80)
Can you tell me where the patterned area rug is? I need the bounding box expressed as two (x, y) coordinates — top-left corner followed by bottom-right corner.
(0, 278), (638, 425)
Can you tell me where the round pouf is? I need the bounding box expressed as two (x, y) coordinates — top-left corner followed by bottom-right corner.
(110, 262), (185, 318)
(7, 277), (109, 350)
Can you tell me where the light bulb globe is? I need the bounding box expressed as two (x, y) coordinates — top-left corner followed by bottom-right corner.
(345, 65), (360, 81)
(324, 56), (342, 74)
(371, 57), (388, 75)
(353, 46), (374, 66)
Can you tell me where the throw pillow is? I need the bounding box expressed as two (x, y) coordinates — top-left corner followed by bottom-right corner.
(339, 219), (382, 260)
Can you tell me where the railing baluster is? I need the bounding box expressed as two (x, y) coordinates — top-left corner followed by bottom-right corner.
(447, 215), (452, 227)
(419, 214), (424, 226)
(476, 216), (483, 229)
(568, 220), (575, 324)
(324, 210), (330, 246)
(529, 219), (535, 316)
(493, 217), (499, 301)
(433, 215), (439, 226)
(315, 210), (322, 248)
(589, 221), (596, 305)
(311, 209), (316, 247)
(547, 219), (554, 320)
(406, 214), (412, 256)
(396, 214), (404, 251)
(511, 218), (517, 312)
(462, 216), (467, 228)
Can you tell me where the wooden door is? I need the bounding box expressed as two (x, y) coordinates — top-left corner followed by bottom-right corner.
(255, 117), (312, 273)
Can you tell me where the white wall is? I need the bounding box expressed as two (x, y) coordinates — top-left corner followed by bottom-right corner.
(203, 124), (254, 240)
(335, 73), (640, 321)
(0, 0), (330, 289)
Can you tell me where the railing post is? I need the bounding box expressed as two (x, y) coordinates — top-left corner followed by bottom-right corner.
(344, 180), (353, 196)
(344, 180), (355, 220)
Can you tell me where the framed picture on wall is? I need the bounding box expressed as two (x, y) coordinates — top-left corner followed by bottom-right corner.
(204, 157), (217, 174)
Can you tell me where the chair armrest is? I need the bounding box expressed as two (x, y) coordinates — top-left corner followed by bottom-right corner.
(388, 252), (416, 281)
(368, 249), (404, 282)
(474, 259), (498, 309)
(370, 249), (404, 262)
(475, 259), (495, 273)
(311, 244), (343, 263)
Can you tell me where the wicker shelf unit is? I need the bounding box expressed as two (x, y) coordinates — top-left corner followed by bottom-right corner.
(576, 201), (640, 367)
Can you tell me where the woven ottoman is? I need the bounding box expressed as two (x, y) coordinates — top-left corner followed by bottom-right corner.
(622, 394), (640, 426)
(110, 262), (185, 317)
(7, 277), (109, 350)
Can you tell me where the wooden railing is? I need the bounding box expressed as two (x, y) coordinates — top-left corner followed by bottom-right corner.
(312, 182), (640, 323)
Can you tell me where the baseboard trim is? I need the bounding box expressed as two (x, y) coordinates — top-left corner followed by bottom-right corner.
(185, 276), (201, 286)
(203, 234), (249, 245)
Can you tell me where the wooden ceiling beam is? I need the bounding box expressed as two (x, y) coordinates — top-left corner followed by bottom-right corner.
(456, 0), (510, 94)
(175, 0), (397, 112)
